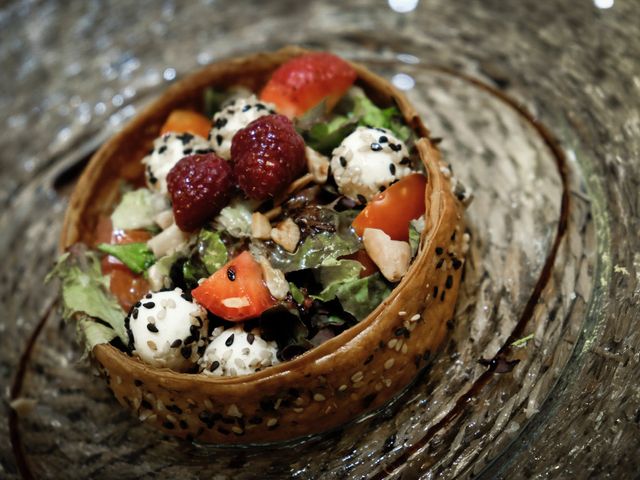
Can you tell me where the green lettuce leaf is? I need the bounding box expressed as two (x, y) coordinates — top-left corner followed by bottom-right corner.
(304, 116), (357, 155)
(313, 272), (391, 321)
(97, 242), (155, 274)
(351, 91), (412, 142)
(214, 197), (258, 238)
(288, 282), (305, 305)
(110, 188), (168, 230)
(409, 223), (421, 257)
(316, 257), (363, 286)
(195, 230), (228, 274)
(46, 247), (127, 350)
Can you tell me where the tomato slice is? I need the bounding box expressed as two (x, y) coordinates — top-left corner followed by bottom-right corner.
(192, 251), (276, 321)
(341, 249), (379, 277)
(352, 174), (427, 241)
(94, 215), (152, 310)
(160, 109), (212, 138)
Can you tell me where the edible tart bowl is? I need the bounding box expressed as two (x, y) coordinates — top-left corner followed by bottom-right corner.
(60, 46), (466, 444)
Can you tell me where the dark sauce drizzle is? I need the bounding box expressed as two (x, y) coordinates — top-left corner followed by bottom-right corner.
(371, 67), (570, 479)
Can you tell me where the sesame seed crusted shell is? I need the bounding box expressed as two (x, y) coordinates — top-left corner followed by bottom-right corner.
(60, 46), (466, 445)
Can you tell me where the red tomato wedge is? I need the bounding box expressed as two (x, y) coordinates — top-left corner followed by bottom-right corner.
(260, 52), (356, 118)
(192, 251), (276, 321)
(341, 249), (379, 277)
(352, 174), (427, 241)
(160, 109), (212, 138)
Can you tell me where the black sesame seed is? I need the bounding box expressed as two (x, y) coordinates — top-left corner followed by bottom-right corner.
(177, 132), (194, 144)
(255, 103), (267, 110)
(364, 354), (374, 365)
(247, 333), (255, 345)
(452, 259), (462, 270)
(218, 427), (230, 435)
(183, 336), (195, 346)
(225, 334), (235, 347)
(370, 142), (383, 151)
(215, 117), (228, 129)
(179, 420), (188, 429)
(134, 379), (143, 387)
(242, 104), (251, 112)
(181, 346), (192, 359)
(163, 421), (175, 430)
(446, 319), (455, 330)
(227, 267), (236, 281)
(389, 143), (402, 152)
(141, 400), (152, 410)
(158, 145), (167, 154)
(339, 156), (347, 167)
(170, 339), (182, 348)
(445, 275), (454, 289)
(440, 290), (446, 302)
(145, 293), (152, 299)
(183, 148), (193, 155)
(395, 327), (409, 337)
(423, 350), (431, 361)
(357, 194), (367, 204)
(378, 135), (388, 143)
(167, 404), (183, 414)
(135, 301), (142, 308)
(433, 286), (439, 298)
(210, 361), (220, 371)
(400, 156), (411, 165)
(143, 302), (155, 309)
(195, 148), (212, 154)
(451, 231), (457, 241)
(436, 258), (444, 269)
(435, 247), (443, 255)
(216, 134), (223, 146)
(147, 323), (158, 333)
(389, 163), (396, 175)
(132, 308), (139, 320)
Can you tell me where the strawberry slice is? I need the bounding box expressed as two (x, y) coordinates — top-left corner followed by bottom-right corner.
(260, 52), (357, 118)
(192, 251), (276, 321)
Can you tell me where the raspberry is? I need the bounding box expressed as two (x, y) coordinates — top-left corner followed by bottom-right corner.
(166, 153), (234, 231)
(231, 114), (306, 200)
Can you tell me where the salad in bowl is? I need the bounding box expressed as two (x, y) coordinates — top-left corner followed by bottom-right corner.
(49, 47), (468, 444)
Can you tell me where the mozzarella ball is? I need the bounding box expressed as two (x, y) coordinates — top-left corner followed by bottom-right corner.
(330, 126), (413, 202)
(125, 289), (208, 371)
(142, 132), (212, 194)
(209, 95), (276, 160)
(199, 326), (279, 377)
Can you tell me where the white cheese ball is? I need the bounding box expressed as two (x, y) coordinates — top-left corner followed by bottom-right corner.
(330, 126), (413, 202)
(142, 132), (212, 194)
(209, 95), (276, 160)
(125, 289), (208, 372)
(199, 326), (279, 377)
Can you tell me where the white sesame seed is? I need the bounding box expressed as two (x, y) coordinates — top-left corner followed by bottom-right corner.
(293, 407), (304, 413)
(147, 316), (156, 324)
(274, 398), (282, 410)
(266, 418), (278, 427)
(384, 378), (392, 387)
(231, 426), (244, 435)
(338, 384), (348, 392)
(351, 371), (364, 383)
(401, 344), (408, 354)
(166, 414), (177, 423)
(160, 299), (169, 308)
(398, 311), (407, 316)
(388, 339), (398, 349)
(147, 340), (157, 351)
(157, 309), (166, 320)
(204, 399), (213, 409)
(144, 414), (157, 423)
(313, 393), (326, 402)
(411, 314), (421, 322)
(294, 397), (305, 406)
(384, 358), (395, 370)
(227, 404), (242, 417)
(234, 358), (246, 369)
(353, 381), (364, 389)
(241, 347), (250, 356)
(156, 399), (165, 411)
(167, 299), (176, 308)
(395, 340), (403, 352)
(375, 383), (383, 391)
(116, 376), (122, 385)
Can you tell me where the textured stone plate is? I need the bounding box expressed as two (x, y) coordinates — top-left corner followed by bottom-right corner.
(1, 1), (638, 479)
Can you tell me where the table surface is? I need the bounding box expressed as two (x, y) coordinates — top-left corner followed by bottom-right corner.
(1, 1), (639, 478)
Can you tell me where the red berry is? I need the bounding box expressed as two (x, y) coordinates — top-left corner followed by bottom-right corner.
(231, 114), (306, 200)
(166, 153), (234, 231)
(260, 52), (357, 117)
